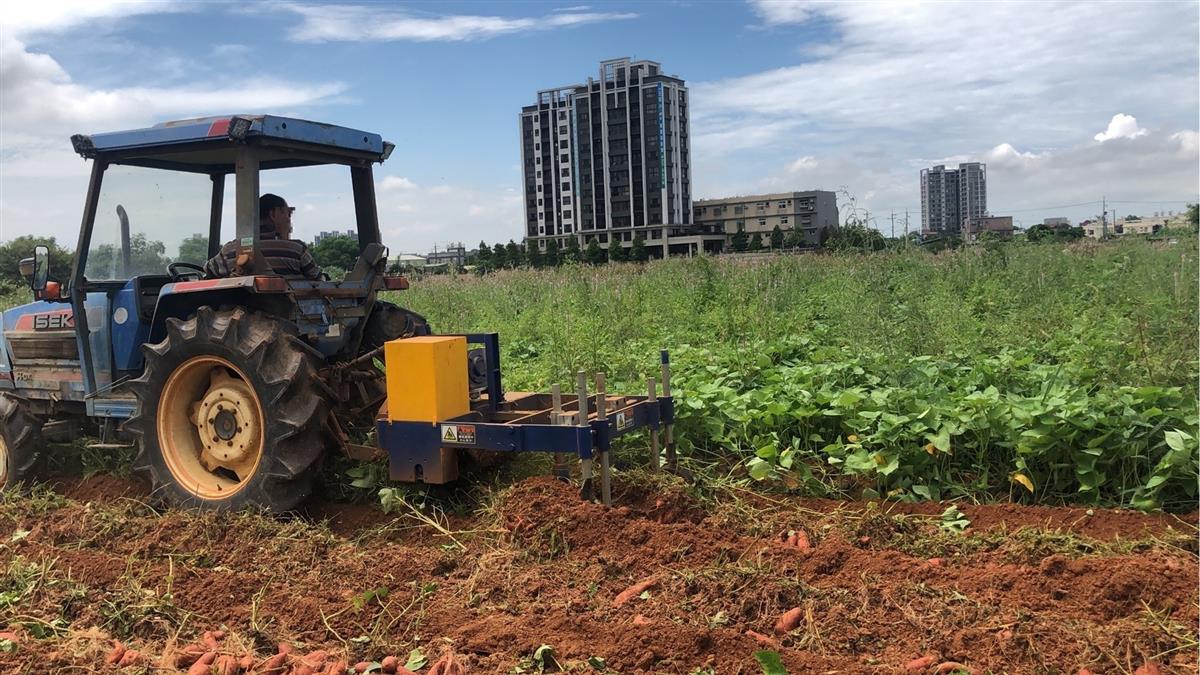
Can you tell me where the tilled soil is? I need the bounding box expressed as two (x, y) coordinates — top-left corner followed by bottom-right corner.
(0, 473), (1196, 674)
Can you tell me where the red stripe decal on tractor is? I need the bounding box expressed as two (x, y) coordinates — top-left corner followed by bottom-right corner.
(207, 118), (231, 137)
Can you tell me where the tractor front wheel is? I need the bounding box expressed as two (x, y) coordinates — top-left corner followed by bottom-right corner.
(128, 307), (333, 512)
(0, 394), (45, 491)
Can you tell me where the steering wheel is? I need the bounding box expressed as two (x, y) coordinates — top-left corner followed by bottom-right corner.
(167, 262), (206, 282)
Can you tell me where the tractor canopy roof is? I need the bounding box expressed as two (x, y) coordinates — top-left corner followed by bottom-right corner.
(70, 115), (393, 173)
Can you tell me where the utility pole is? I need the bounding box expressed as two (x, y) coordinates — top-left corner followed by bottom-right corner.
(1101, 196), (1107, 238)
(890, 210), (895, 238)
(904, 211), (910, 247)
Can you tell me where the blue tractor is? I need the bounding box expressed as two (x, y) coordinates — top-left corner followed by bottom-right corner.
(0, 115), (431, 511)
(0, 115), (676, 512)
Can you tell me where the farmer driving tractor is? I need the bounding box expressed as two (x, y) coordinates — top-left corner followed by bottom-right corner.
(204, 193), (322, 280)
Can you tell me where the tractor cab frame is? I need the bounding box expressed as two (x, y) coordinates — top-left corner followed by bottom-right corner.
(56, 115), (404, 415)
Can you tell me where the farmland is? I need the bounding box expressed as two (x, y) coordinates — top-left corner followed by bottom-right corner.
(0, 236), (1197, 674)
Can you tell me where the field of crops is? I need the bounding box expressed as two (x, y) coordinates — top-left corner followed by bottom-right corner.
(0, 236), (1197, 674)
(402, 236), (1199, 511)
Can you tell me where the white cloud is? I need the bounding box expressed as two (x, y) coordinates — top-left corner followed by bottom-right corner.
(689, 1), (1198, 230)
(379, 176), (417, 190)
(785, 156), (818, 173)
(1, 1), (189, 36)
(748, 0), (820, 26)
(274, 2), (637, 42)
(1094, 113), (1148, 142)
(1171, 130), (1199, 157)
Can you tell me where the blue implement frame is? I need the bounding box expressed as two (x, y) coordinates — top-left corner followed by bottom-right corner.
(375, 334), (674, 495)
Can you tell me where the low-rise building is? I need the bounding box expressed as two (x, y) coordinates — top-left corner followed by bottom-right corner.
(963, 215), (1014, 242)
(315, 229), (355, 244)
(1082, 214), (1183, 239)
(426, 243), (468, 267)
(1043, 217), (1071, 228)
(693, 190), (838, 249)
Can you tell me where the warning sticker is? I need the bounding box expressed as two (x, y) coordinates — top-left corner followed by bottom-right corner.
(440, 424), (476, 445)
(457, 424), (476, 445)
(615, 412), (632, 431)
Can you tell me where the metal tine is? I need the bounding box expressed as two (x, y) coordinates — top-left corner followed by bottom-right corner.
(551, 383), (568, 479)
(647, 376), (659, 472)
(576, 371), (593, 501)
(661, 350), (676, 472)
(595, 371), (611, 506)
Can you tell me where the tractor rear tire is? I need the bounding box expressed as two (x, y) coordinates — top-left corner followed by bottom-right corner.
(0, 394), (45, 491)
(362, 301), (431, 350)
(127, 307), (334, 512)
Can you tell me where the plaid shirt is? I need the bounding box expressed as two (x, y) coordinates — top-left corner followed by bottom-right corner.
(204, 237), (322, 280)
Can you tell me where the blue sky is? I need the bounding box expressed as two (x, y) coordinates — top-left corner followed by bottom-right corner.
(2, 1), (1197, 255)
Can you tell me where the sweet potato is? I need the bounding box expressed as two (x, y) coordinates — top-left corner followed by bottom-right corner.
(1134, 663), (1162, 675)
(175, 644), (209, 668)
(105, 641), (127, 665)
(214, 654), (238, 675)
(794, 529), (812, 551)
(117, 649), (142, 668)
(186, 652), (218, 675)
(255, 652), (289, 674)
(427, 651), (466, 675)
(904, 655), (938, 672)
(745, 630), (778, 648)
(239, 653), (255, 671)
(933, 661), (975, 674)
(323, 660), (349, 675)
(1078, 669), (1096, 675)
(928, 558), (943, 568)
(202, 631), (223, 651)
(774, 606), (804, 634)
(353, 662), (374, 673)
(380, 655), (398, 673)
(0, 631), (19, 643)
(613, 576), (658, 606)
(632, 614), (651, 626)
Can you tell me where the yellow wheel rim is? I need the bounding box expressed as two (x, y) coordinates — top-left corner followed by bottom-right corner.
(0, 434), (9, 487)
(157, 356), (264, 500)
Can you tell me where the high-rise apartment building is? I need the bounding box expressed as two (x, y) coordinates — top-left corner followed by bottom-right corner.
(521, 58), (698, 256)
(920, 162), (987, 234)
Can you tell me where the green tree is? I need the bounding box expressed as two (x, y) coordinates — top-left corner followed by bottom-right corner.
(0, 236), (73, 286)
(564, 237), (582, 263)
(475, 241), (492, 269)
(527, 242), (544, 268)
(86, 233), (172, 278)
(491, 242), (507, 269)
(630, 233), (648, 262)
(584, 238), (605, 265)
(177, 233), (210, 264)
(731, 226), (749, 252)
(783, 228), (803, 249)
(311, 233), (359, 271)
(748, 232), (763, 251)
(505, 240), (524, 268)
(1187, 203), (1198, 228)
(770, 225), (784, 249)
(609, 241), (628, 262)
(545, 239), (561, 267)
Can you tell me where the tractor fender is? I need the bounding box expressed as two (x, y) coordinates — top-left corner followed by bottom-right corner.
(148, 286), (296, 345)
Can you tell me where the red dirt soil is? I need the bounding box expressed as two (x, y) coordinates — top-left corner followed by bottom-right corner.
(1, 475), (1196, 674)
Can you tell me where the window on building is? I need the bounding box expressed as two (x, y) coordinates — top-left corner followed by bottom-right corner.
(560, 168), (569, 177)
(563, 196), (572, 205)
(758, 218), (766, 226)
(734, 205), (744, 214)
(558, 111), (566, 120)
(537, 185), (542, 192)
(778, 201), (787, 209)
(536, 171), (541, 178)
(559, 140), (568, 149)
(535, 143), (540, 151)
(781, 217), (789, 225)
(536, 157), (541, 164)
